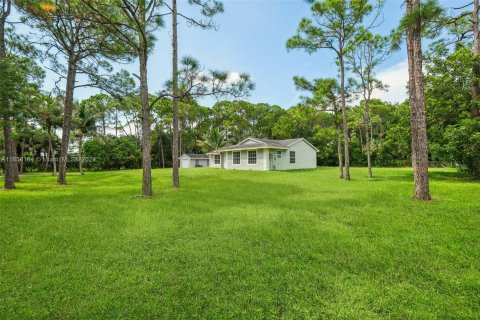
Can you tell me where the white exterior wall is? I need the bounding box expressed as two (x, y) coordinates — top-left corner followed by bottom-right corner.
(210, 139), (317, 171)
(208, 154), (221, 168)
(179, 157), (209, 168)
(180, 158), (190, 168)
(273, 140), (317, 170)
(221, 149), (268, 171)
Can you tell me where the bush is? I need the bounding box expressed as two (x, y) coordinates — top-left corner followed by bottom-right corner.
(444, 118), (480, 178)
(84, 135), (142, 171)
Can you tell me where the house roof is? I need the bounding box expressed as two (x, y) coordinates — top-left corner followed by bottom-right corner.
(210, 138), (318, 153)
(179, 153), (209, 160)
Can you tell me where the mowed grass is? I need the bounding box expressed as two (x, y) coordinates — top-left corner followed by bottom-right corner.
(0, 167), (479, 319)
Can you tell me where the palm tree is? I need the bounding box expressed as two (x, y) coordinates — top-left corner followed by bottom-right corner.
(37, 94), (63, 175)
(73, 102), (97, 175)
(197, 127), (226, 152)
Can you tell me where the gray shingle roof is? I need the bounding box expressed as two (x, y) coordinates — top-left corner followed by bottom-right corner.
(215, 138), (303, 152)
(181, 154), (209, 159)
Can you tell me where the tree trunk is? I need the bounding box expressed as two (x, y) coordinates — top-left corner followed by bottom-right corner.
(44, 127), (51, 172)
(115, 110), (118, 137)
(78, 135), (83, 175)
(159, 132), (165, 168)
(365, 102), (373, 178)
(472, 0), (480, 117)
(11, 140), (19, 182)
(333, 103), (344, 179)
(406, 0), (431, 200)
(365, 124), (372, 178)
(48, 129), (57, 176)
(20, 137), (25, 174)
(337, 133), (344, 179)
(171, 0), (180, 188)
(358, 127), (364, 151)
(1, 2), (15, 189)
(339, 54), (351, 180)
(139, 12), (152, 197)
(57, 56), (77, 185)
(2, 113), (15, 189)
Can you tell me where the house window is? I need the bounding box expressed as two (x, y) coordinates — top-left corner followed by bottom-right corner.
(195, 160), (200, 166)
(248, 151), (257, 164)
(276, 150), (282, 158)
(290, 151), (295, 164)
(214, 155), (220, 164)
(233, 152), (240, 164)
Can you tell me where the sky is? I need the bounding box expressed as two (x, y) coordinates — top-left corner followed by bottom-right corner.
(14, 0), (462, 109)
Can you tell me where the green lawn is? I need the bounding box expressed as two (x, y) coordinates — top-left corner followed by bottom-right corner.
(0, 167), (479, 319)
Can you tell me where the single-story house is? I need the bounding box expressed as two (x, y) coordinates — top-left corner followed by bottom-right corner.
(207, 138), (318, 171)
(179, 154), (209, 168)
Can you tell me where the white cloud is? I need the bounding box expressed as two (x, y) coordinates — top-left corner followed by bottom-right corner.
(373, 59), (409, 104)
(227, 72), (241, 82)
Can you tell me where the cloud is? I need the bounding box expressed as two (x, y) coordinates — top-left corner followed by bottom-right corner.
(373, 59), (409, 104)
(227, 72), (241, 83)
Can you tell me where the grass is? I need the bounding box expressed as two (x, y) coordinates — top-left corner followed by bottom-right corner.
(0, 167), (479, 319)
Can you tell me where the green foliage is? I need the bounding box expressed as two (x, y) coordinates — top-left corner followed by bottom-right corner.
(444, 118), (480, 178)
(211, 100), (286, 143)
(423, 43), (480, 177)
(0, 55), (43, 116)
(73, 101), (97, 139)
(83, 135), (142, 171)
(287, 0), (378, 54)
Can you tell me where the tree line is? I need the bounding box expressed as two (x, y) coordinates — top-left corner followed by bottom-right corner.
(1, 0), (480, 201)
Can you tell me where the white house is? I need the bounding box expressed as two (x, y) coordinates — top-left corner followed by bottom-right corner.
(207, 138), (318, 171)
(179, 154), (209, 168)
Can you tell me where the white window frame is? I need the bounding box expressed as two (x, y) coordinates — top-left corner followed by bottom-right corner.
(248, 150), (257, 165)
(290, 151), (295, 164)
(232, 151), (241, 165)
(214, 155), (220, 164)
(276, 150), (282, 159)
(195, 159), (200, 166)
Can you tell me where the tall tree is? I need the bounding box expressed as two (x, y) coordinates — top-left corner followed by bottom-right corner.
(347, 33), (390, 178)
(197, 126), (225, 152)
(0, 0), (14, 189)
(294, 77), (345, 178)
(287, 0), (381, 180)
(73, 101), (97, 175)
(472, 0), (480, 113)
(18, 0), (126, 185)
(37, 94), (63, 175)
(402, 0), (439, 200)
(166, 0), (223, 188)
(81, 0), (163, 197)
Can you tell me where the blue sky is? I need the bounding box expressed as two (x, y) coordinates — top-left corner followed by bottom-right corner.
(16, 0), (461, 108)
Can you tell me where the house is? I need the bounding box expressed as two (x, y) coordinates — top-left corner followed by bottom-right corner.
(179, 154), (209, 168)
(207, 138), (318, 171)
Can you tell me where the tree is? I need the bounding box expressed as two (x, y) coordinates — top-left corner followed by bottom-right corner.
(162, 56), (253, 187)
(73, 101), (97, 175)
(37, 94), (63, 175)
(287, 0), (382, 180)
(17, 0), (127, 185)
(472, 0), (480, 113)
(166, 0), (223, 188)
(0, 0), (14, 189)
(424, 39), (480, 178)
(347, 33), (390, 178)
(80, 0), (164, 197)
(197, 126), (225, 152)
(1, 56), (43, 188)
(400, 0), (442, 200)
(294, 77), (346, 178)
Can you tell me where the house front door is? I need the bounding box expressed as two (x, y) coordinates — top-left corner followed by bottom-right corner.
(269, 151), (275, 171)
